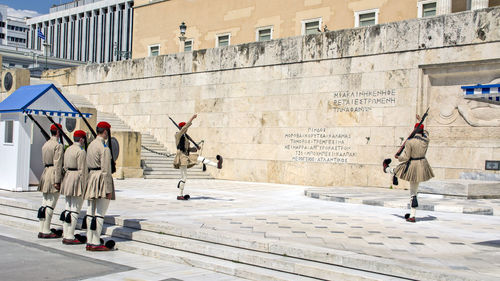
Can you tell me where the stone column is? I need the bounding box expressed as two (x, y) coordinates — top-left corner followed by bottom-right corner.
(82, 13), (89, 62)
(67, 17), (74, 60)
(73, 16), (80, 60)
(46, 23), (52, 56)
(436, 0), (452, 15)
(121, 4), (129, 59)
(112, 6), (119, 62)
(96, 9), (103, 63)
(471, 0), (489, 10)
(53, 21), (59, 58)
(89, 12), (96, 62)
(104, 7), (111, 63)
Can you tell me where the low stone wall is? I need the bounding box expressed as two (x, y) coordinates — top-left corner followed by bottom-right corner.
(50, 8), (500, 187)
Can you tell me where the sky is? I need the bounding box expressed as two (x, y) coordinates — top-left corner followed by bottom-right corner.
(0, 0), (65, 18)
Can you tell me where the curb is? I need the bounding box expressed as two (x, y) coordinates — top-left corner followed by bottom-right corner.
(304, 190), (495, 216)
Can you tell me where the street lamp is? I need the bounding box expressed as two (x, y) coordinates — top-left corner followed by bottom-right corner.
(43, 43), (51, 70)
(179, 22), (187, 42)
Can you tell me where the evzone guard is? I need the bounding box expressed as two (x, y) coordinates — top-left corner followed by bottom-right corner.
(59, 130), (88, 245)
(173, 114), (223, 200)
(82, 122), (116, 251)
(37, 124), (64, 239)
(383, 113), (434, 223)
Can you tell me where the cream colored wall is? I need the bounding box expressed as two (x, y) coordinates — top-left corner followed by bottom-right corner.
(54, 8), (500, 188)
(133, 0), (417, 59)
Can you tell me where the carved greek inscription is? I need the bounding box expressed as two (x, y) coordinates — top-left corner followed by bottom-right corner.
(284, 128), (356, 164)
(329, 89), (396, 112)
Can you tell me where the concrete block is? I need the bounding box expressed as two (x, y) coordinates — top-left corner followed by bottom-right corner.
(419, 179), (500, 199)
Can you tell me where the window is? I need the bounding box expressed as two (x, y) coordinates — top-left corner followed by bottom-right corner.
(355, 9), (379, 27)
(4, 120), (13, 144)
(184, 39), (193, 51)
(149, 44), (159, 56)
(217, 34), (230, 47)
(418, 1), (437, 18)
(256, 27), (272, 42)
(302, 18), (321, 35)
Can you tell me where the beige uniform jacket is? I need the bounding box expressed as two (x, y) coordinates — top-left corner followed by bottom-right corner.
(173, 121), (199, 169)
(394, 132), (435, 183)
(38, 136), (63, 193)
(84, 136), (115, 200)
(60, 143), (87, 197)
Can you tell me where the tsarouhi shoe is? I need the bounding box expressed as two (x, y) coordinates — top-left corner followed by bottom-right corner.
(86, 244), (112, 251)
(50, 228), (63, 238)
(177, 195), (188, 200)
(406, 217), (416, 223)
(383, 158), (391, 172)
(38, 232), (60, 239)
(62, 238), (85, 245)
(216, 155), (223, 169)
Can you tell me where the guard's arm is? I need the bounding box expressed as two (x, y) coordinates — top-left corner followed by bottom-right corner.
(54, 144), (63, 184)
(398, 141), (412, 162)
(101, 147), (114, 196)
(78, 150), (88, 189)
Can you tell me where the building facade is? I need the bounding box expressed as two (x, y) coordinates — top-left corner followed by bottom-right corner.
(26, 0), (134, 64)
(0, 5), (28, 49)
(132, 0), (500, 59)
(47, 7), (500, 187)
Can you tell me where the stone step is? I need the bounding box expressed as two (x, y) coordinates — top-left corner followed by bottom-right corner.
(143, 170), (208, 175)
(0, 214), (320, 281)
(141, 159), (174, 164)
(0, 205), (406, 281)
(0, 199), (486, 281)
(419, 179), (500, 199)
(144, 175), (213, 179)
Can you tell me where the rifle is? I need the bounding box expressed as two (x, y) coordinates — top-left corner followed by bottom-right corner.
(75, 107), (97, 138)
(44, 113), (73, 146)
(106, 128), (117, 174)
(26, 114), (50, 141)
(395, 108), (429, 158)
(168, 116), (201, 150)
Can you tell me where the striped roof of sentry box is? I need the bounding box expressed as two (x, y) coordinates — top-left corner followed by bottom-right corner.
(461, 84), (500, 104)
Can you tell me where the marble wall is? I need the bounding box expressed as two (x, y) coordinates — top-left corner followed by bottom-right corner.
(52, 7), (500, 187)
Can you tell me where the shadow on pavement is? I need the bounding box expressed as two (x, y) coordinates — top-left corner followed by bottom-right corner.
(188, 196), (234, 201)
(392, 214), (438, 222)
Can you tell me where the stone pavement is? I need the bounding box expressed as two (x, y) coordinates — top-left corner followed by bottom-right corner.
(305, 186), (500, 216)
(0, 224), (246, 281)
(0, 179), (499, 280)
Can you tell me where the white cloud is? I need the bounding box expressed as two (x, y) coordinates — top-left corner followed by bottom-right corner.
(7, 7), (41, 19)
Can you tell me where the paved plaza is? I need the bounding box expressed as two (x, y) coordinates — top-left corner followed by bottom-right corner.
(0, 179), (499, 280)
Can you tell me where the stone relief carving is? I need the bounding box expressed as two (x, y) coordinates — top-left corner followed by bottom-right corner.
(436, 78), (500, 127)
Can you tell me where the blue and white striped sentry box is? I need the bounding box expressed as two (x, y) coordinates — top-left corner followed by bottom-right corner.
(461, 84), (500, 104)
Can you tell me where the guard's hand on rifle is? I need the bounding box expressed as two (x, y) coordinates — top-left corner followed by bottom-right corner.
(395, 155), (399, 159)
(416, 114), (421, 121)
(54, 183), (60, 191)
(189, 147), (198, 153)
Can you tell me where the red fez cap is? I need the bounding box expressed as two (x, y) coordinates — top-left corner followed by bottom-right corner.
(74, 130), (86, 138)
(414, 123), (424, 130)
(179, 122), (186, 128)
(50, 124), (62, 131)
(97, 121), (111, 129)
